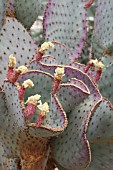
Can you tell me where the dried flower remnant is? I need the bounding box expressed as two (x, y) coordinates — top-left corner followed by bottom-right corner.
(18, 79), (34, 100)
(7, 55), (29, 83)
(52, 67), (65, 94)
(85, 59), (104, 83)
(8, 54), (16, 68)
(36, 102), (49, 127)
(36, 42), (54, 61)
(15, 65), (28, 74)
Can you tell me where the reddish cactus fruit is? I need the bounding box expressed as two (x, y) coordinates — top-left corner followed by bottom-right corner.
(52, 67), (65, 94)
(85, 0), (94, 8)
(18, 79), (34, 100)
(52, 78), (61, 95)
(36, 102), (49, 127)
(84, 62), (93, 73)
(24, 94), (41, 120)
(24, 103), (36, 119)
(93, 69), (102, 83)
(36, 114), (46, 127)
(36, 48), (43, 62)
(36, 42), (54, 62)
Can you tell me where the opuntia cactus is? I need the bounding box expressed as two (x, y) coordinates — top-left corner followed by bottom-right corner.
(0, 0), (113, 170)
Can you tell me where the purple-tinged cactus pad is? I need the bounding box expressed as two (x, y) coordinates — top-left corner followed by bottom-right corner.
(44, 41), (71, 65)
(43, 0), (87, 60)
(3, 81), (26, 131)
(27, 95), (67, 138)
(28, 62), (102, 98)
(70, 62), (97, 81)
(29, 62), (101, 97)
(6, 0), (15, 17)
(94, 0), (113, 52)
(0, 81), (52, 169)
(41, 56), (57, 65)
(68, 78), (89, 93)
(0, 0), (6, 30)
(14, 0), (42, 29)
(0, 17), (37, 85)
(87, 98), (113, 169)
(52, 81), (101, 169)
(99, 62), (113, 105)
(0, 81), (26, 160)
(18, 70), (54, 103)
(18, 71), (67, 137)
(29, 60), (57, 74)
(57, 83), (90, 113)
(63, 66), (101, 95)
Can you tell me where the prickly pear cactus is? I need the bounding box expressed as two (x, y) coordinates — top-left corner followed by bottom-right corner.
(0, 0), (113, 170)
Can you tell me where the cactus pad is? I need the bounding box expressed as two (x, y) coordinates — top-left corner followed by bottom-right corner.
(44, 41), (71, 65)
(27, 94), (67, 138)
(18, 70), (53, 103)
(0, 0), (6, 30)
(3, 80), (26, 131)
(44, 0), (87, 60)
(0, 81), (26, 161)
(51, 80), (101, 169)
(14, 0), (42, 29)
(101, 55), (113, 67)
(18, 71), (67, 137)
(94, 0), (113, 52)
(0, 81), (54, 169)
(29, 60), (57, 76)
(87, 98), (113, 169)
(68, 78), (89, 93)
(41, 56), (57, 65)
(0, 17), (37, 85)
(99, 62), (113, 104)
